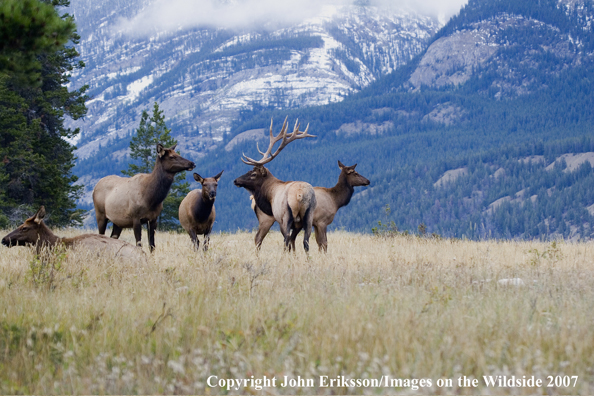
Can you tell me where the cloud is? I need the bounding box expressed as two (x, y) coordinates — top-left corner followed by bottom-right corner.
(115, 0), (468, 36)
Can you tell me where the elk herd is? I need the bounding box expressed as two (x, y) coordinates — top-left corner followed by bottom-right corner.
(2, 117), (370, 258)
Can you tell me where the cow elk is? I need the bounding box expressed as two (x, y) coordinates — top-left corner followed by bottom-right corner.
(251, 161), (370, 252)
(93, 143), (195, 252)
(1, 206), (147, 263)
(179, 171), (223, 251)
(234, 117), (316, 252)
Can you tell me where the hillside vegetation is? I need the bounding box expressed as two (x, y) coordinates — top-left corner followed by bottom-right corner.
(0, 230), (593, 393)
(178, 0), (594, 239)
(71, 0), (594, 239)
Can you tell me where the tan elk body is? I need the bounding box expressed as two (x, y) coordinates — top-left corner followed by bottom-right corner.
(179, 171), (223, 250)
(234, 118), (317, 252)
(93, 143), (195, 251)
(252, 161), (370, 252)
(1, 207), (147, 264)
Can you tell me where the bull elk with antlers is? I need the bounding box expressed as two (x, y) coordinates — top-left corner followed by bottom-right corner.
(234, 117), (316, 252)
(93, 143), (195, 252)
(251, 161), (370, 252)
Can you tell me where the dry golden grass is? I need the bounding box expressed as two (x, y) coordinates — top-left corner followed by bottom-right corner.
(1, 229), (594, 394)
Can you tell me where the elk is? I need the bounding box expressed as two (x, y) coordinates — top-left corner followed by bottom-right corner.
(93, 143), (195, 252)
(178, 171), (224, 251)
(250, 161), (370, 252)
(1, 206), (147, 263)
(234, 117), (316, 252)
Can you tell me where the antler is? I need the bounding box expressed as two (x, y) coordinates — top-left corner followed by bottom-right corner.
(241, 117), (315, 166)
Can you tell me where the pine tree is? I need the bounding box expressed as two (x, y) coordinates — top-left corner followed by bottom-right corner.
(122, 110), (155, 176)
(123, 102), (190, 231)
(0, 0), (75, 85)
(0, 0), (87, 227)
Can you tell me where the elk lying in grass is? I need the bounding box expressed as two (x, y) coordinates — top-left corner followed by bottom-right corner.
(251, 161), (370, 252)
(93, 143), (195, 252)
(1, 206), (147, 263)
(234, 118), (316, 252)
(179, 171), (223, 251)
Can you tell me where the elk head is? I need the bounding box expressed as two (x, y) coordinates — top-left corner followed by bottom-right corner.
(338, 161), (370, 187)
(2, 206), (54, 247)
(233, 165), (270, 192)
(157, 143), (196, 174)
(195, 170), (224, 201)
(233, 117), (315, 191)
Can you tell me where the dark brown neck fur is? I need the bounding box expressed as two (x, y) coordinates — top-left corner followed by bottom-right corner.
(194, 190), (215, 222)
(146, 159), (176, 208)
(37, 222), (62, 246)
(329, 172), (355, 209)
(30, 222), (69, 254)
(253, 172), (281, 217)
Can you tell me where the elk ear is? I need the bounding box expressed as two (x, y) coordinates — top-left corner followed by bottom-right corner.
(33, 206), (46, 224)
(338, 160), (345, 170)
(169, 143), (178, 151)
(156, 144), (166, 158)
(213, 170), (224, 181)
(193, 173), (204, 184)
(351, 163), (358, 169)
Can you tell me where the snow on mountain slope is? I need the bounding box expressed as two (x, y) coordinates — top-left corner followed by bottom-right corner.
(67, 0), (441, 163)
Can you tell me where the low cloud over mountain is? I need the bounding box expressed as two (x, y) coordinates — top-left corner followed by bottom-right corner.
(115, 0), (467, 35)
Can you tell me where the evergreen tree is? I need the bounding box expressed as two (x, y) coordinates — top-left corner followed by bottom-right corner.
(0, 0), (75, 85)
(123, 102), (190, 231)
(0, 0), (87, 227)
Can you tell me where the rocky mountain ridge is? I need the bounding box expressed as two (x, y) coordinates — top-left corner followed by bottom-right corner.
(66, 0), (441, 162)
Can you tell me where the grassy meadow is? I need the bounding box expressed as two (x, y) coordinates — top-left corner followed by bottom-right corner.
(1, 229), (594, 394)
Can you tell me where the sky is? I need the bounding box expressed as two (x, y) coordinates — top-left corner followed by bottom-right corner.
(115, 0), (469, 36)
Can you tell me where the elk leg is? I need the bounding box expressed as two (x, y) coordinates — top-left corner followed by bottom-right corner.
(303, 228), (311, 253)
(289, 227), (301, 252)
(110, 224), (123, 239)
(133, 219), (143, 248)
(281, 218), (293, 251)
(189, 230), (199, 250)
(204, 233), (210, 252)
(255, 216), (275, 250)
(302, 209), (314, 253)
(314, 224), (328, 253)
(97, 214), (108, 235)
(148, 219), (157, 252)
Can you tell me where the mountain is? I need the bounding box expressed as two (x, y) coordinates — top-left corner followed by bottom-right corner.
(66, 0), (440, 198)
(69, 0), (594, 240)
(67, 0), (441, 215)
(186, 0), (594, 240)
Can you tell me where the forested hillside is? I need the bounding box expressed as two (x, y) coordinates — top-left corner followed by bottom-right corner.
(176, 0), (594, 239)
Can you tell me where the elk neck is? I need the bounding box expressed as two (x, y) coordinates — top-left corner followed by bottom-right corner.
(145, 159), (176, 208)
(35, 222), (63, 247)
(193, 190), (215, 222)
(329, 172), (355, 209)
(251, 172), (280, 217)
